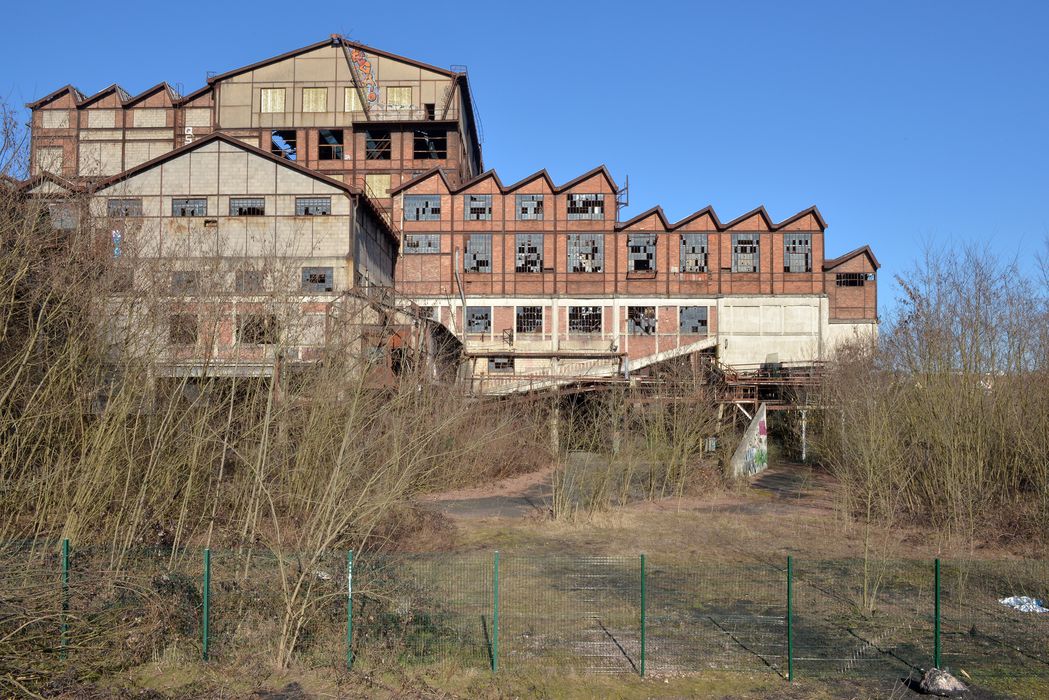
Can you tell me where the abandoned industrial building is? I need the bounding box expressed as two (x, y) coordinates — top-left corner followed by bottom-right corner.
(21, 35), (879, 401)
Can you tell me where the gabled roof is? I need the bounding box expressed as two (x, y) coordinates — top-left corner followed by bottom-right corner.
(77, 84), (131, 108)
(17, 171), (83, 195)
(823, 245), (880, 270)
(721, 205), (775, 230)
(615, 203), (826, 233)
(390, 164), (620, 197)
(123, 82), (180, 108)
(616, 205), (673, 230)
(26, 84), (85, 109)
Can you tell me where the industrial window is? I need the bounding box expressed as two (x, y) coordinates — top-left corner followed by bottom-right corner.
(364, 174), (391, 198)
(107, 198), (142, 217)
(516, 306), (543, 334)
(318, 129), (344, 160)
(230, 198), (265, 216)
(424, 103), (436, 120)
(627, 306), (656, 335)
(344, 87), (362, 112)
(464, 194), (492, 221)
(488, 356), (514, 373)
(295, 197), (331, 216)
(627, 233), (657, 272)
(387, 86), (412, 108)
(731, 233), (760, 273)
(465, 306), (491, 333)
(260, 88), (286, 113)
(170, 271), (199, 294)
(413, 129), (447, 159)
(47, 203), (78, 230)
(567, 233), (604, 272)
(270, 130), (297, 160)
(403, 234), (440, 254)
(568, 306), (602, 333)
(235, 269), (264, 293)
(567, 193), (604, 220)
(301, 266), (334, 292)
(679, 306), (708, 334)
(516, 194), (544, 221)
(237, 314), (279, 345)
(403, 194), (441, 221)
(680, 233), (708, 272)
(302, 87), (327, 113)
(365, 130), (391, 160)
(464, 234), (492, 273)
(169, 314), (198, 346)
(515, 233), (543, 272)
(172, 198), (207, 217)
(835, 272), (875, 287)
(784, 233), (812, 273)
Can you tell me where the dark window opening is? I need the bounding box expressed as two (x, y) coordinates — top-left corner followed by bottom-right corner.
(230, 198), (265, 216)
(627, 306), (656, 335)
(784, 233), (813, 273)
(301, 266), (334, 292)
(424, 103), (436, 120)
(169, 314), (198, 346)
(413, 129), (448, 159)
(516, 306), (543, 334)
(238, 314), (279, 345)
(731, 233), (759, 273)
(466, 306), (491, 333)
(365, 129), (391, 160)
(628, 234), (657, 272)
(172, 198), (207, 217)
(489, 356), (514, 373)
(835, 272), (875, 287)
(515, 233), (543, 272)
(680, 233), (708, 273)
(464, 234), (492, 272)
(516, 194), (544, 221)
(680, 306), (708, 334)
(567, 193), (604, 220)
(464, 194), (492, 221)
(270, 130), (297, 160)
(567, 234), (604, 272)
(568, 306), (602, 334)
(296, 197), (331, 216)
(318, 129), (344, 160)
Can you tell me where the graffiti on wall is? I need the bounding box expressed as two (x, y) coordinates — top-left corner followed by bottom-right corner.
(349, 49), (380, 105)
(730, 403), (769, 477)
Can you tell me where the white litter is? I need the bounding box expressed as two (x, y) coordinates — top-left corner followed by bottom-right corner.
(998, 596), (1049, 613)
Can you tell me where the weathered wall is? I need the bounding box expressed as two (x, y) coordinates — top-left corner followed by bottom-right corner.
(729, 403), (769, 477)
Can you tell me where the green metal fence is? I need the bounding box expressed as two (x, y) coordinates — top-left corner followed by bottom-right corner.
(3, 542), (1048, 684)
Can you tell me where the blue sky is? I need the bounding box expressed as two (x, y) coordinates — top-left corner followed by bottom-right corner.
(4, 1), (1047, 307)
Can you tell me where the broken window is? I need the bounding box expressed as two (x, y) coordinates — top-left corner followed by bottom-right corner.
(835, 272), (875, 287)
(516, 194), (544, 221)
(627, 233), (657, 272)
(465, 306), (491, 333)
(680, 233), (708, 272)
(464, 234), (492, 273)
(302, 87), (327, 113)
(318, 129), (344, 160)
(515, 233), (543, 272)
(413, 129), (448, 159)
(488, 356), (514, 372)
(230, 198), (265, 216)
(567, 234), (604, 272)
(47, 202), (78, 230)
(403, 234), (440, 254)
(169, 313), (198, 346)
(679, 306), (708, 334)
(172, 198), (207, 217)
(171, 271), (199, 294)
(403, 194), (441, 221)
(107, 198), (142, 217)
(270, 130), (297, 160)
(567, 193), (604, 220)
(516, 306), (543, 334)
(235, 269), (264, 293)
(237, 313), (279, 345)
(464, 194), (492, 221)
(627, 306), (657, 335)
(424, 103), (436, 120)
(784, 233), (812, 273)
(295, 197), (331, 216)
(387, 86), (412, 108)
(301, 266), (334, 292)
(731, 233), (759, 273)
(260, 88), (285, 113)
(568, 306), (602, 334)
(365, 130), (391, 160)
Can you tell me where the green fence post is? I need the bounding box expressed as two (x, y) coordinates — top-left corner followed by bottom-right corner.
(787, 555), (794, 681)
(202, 548), (211, 662)
(347, 550), (354, 670)
(60, 538), (69, 660)
(640, 553), (646, 678)
(492, 551), (500, 672)
(934, 558), (941, 669)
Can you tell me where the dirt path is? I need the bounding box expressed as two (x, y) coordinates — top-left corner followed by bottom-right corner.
(420, 463), (556, 518)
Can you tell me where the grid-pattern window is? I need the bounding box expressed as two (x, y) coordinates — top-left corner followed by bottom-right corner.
(403, 195), (441, 221)
(344, 87), (362, 112)
(301, 266), (334, 292)
(465, 194), (492, 221)
(835, 272), (875, 287)
(47, 203), (78, 230)
(679, 306), (708, 334)
(465, 306), (491, 333)
(569, 306), (602, 333)
(567, 234), (604, 272)
(784, 233), (813, 273)
(260, 88), (285, 113)
(302, 87), (327, 112)
(318, 129), (344, 160)
(515, 233), (543, 273)
(296, 197), (331, 216)
(680, 233), (708, 273)
(567, 193), (604, 220)
(516, 194), (544, 221)
(413, 130), (447, 159)
(627, 306), (656, 335)
(238, 314), (279, 345)
(172, 198), (206, 217)
(235, 269), (264, 293)
(731, 233), (760, 273)
(230, 198), (265, 216)
(171, 271), (199, 294)
(627, 234), (657, 272)
(169, 314), (198, 346)
(365, 130), (391, 160)
(364, 174), (391, 198)
(387, 86), (412, 107)
(516, 306), (543, 334)
(464, 234), (492, 273)
(488, 356), (514, 373)
(107, 198), (142, 217)
(270, 130), (297, 160)
(403, 234), (440, 254)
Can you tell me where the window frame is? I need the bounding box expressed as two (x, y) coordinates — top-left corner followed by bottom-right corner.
(567, 233), (604, 273)
(515, 233), (544, 273)
(679, 306), (709, 334)
(680, 233), (709, 273)
(403, 194), (442, 221)
(515, 306), (544, 334)
(172, 198), (207, 217)
(229, 197), (265, 216)
(463, 233), (492, 273)
(295, 197), (332, 216)
(568, 306), (603, 334)
(107, 198), (142, 217)
(168, 313), (199, 346)
(465, 306), (491, 334)
(627, 233), (657, 272)
(627, 306), (657, 335)
(516, 194), (544, 221)
(403, 233), (440, 254)
(237, 313), (280, 345)
(260, 87), (286, 113)
(566, 193), (605, 221)
(301, 266), (335, 293)
(464, 194), (493, 221)
(317, 129), (344, 161)
(783, 233), (813, 273)
(301, 87), (328, 113)
(731, 233), (760, 273)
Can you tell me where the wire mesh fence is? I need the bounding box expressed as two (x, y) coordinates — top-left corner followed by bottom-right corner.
(3, 543), (1048, 686)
